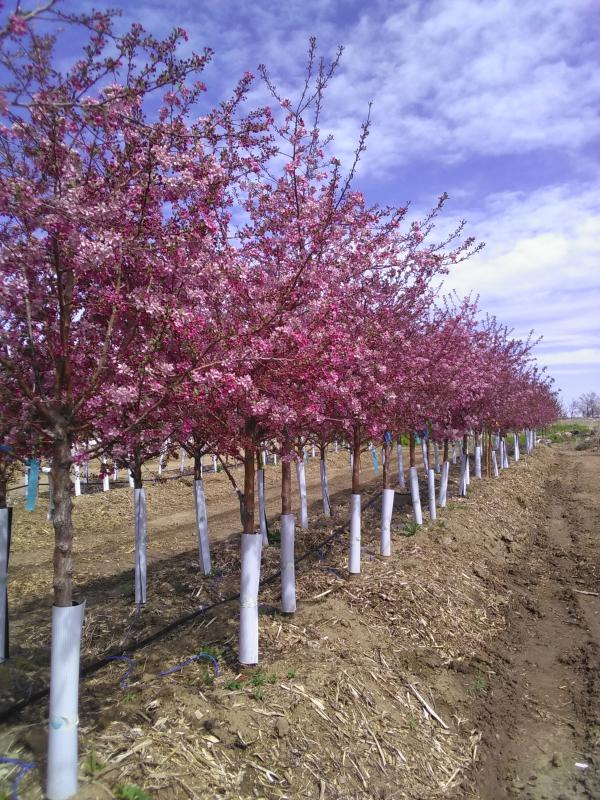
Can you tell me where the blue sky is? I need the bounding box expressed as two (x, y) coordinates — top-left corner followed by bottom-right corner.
(62, 0), (600, 405)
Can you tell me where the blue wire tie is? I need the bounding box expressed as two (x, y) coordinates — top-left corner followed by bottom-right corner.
(0, 756), (36, 800)
(104, 656), (137, 689)
(157, 653), (219, 678)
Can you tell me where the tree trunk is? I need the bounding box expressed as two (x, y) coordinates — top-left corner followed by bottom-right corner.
(243, 447), (255, 535)
(281, 457), (292, 516)
(352, 425), (361, 495)
(409, 432), (416, 468)
(0, 468), (7, 509)
(382, 440), (392, 489)
(131, 455), (143, 489)
(194, 447), (203, 481)
(51, 435), (74, 607)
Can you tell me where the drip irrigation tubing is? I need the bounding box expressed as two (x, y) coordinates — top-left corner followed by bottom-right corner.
(0, 487), (383, 724)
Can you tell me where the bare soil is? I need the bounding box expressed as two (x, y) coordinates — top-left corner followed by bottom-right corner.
(473, 447), (600, 799)
(0, 443), (598, 799)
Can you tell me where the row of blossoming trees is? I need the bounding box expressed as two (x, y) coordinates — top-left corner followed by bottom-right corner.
(0, 5), (559, 798)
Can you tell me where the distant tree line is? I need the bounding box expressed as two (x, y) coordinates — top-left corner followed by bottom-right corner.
(569, 392), (600, 418)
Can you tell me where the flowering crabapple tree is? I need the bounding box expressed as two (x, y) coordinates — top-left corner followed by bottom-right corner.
(0, 5), (271, 796)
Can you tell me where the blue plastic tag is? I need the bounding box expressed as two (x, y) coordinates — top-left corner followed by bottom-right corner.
(25, 458), (40, 512)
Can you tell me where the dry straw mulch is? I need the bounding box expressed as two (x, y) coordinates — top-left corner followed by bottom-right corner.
(1, 449), (550, 799)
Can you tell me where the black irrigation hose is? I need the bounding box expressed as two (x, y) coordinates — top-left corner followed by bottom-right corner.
(0, 488), (383, 723)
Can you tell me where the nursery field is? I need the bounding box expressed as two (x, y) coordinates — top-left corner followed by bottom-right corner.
(0, 439), (599, 799)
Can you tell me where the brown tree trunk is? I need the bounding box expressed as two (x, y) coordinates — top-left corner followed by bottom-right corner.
(51, 434), (74, 607)
(0, 468), (7, 509)
(352, 425), (361, 495)
(131, 451), (143, 489)
(193, 446), (203, 481)
(409, 432), (416, 467)
(463, 432), (468, 454)
(443, 438), (449, 462)
(382, 440), (392, 489)
(281, 459), (292, 515)
(243, 447), (255, 534)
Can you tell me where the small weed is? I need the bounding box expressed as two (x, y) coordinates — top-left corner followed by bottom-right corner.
(201, 645), (223, 659)
(199, 665), (215, 686)
(407, 714), (418, 731)
(287, 668), (296, 678)
(84, 749), (105, 776)
(268, 527), (281, 546)
(402, 522), (420, 537)
(252, 687), (264, 701)
(122, 691), (136, 704)
(225, 679), (242, 691)
(267, 673), (277, 684)
(114, 785), (152, 800)
(251, 672), (265, 687)
(472, 674), (488, 696)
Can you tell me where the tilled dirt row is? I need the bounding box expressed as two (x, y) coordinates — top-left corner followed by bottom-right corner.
(473, 447), (600, 800)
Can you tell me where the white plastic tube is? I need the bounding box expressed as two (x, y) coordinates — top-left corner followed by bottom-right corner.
(349, 494), (361, 573)
(492, 450), (499, 477)
(427, 468), (437, 520)
(212, 455), (218, 473)
(73, 465), (81, 497)
(397, 443), (406, 489)
(502, 439), (509, 468)
(452, 442), (457, 465)
(194, 479), (212, 574)
(319, 459), (332, 516)
(311, 444), (316, 458)
(257, 468), (268, 546)
(421, 441), (429, 475)
(112, 467), (118, 481)
(280, 514), (296, 613)
(46, 601), (85, 800)
(438, 461), (449, 507)
(380, 487), (394, 557)
(23, 465), (28, 498)
(459, 455), (467, 496)
(239, 534), (262, 665)
(102, 458), (109, 492)
(157, 453), (164, 476)
(475, 445), (482, 478)
(409, 466), (423, 525)
(465, 453), (471, 485)
(296, 461), (308, 529)
(128, 469), (134, 488)
(0, 507), (11, 662)
(434, 443), (440, 473)
(180, 449), (186, 474)
(514, 432), (520, 461)
(134, 488), (147, 604)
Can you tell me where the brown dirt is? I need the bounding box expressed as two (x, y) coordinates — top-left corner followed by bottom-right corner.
(473, 447), (600, 800)
(0, 443), (598, 799)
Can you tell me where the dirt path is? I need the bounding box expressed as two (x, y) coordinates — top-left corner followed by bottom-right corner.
(475, 447), (600, 799)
